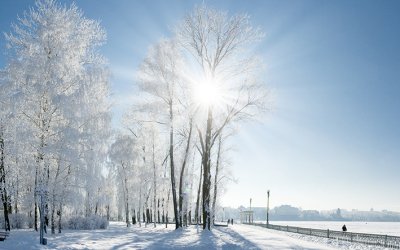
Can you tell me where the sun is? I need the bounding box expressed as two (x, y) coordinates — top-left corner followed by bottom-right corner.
(192, 81), (222, 108)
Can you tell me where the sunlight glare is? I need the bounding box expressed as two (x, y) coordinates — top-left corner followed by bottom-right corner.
(193, 81), (221, 108)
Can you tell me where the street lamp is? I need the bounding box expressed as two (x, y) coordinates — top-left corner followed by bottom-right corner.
(267, 190), (270, 226)
(36, 186), (49, 245)
(249, 198), (252, 224)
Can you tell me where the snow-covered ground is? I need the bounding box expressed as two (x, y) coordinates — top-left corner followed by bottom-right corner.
(0, 221), (391, 249)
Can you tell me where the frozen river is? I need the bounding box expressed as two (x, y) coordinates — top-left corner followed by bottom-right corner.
(255, 221), (400, 236)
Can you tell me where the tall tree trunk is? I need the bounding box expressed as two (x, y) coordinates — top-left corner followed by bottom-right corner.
(143, 206), (145, 224)
(202, 107), (213, 230)
(51, 197), (56, 234)
(58, 164), (70, 234)
(158, 199), (160, 223)
(1, 192), (10, 231)
(106, 205), (110, 221)
(86, 191), (90, 217)
(146, 208), (150, 223)
(195, 162), (203, 225)
(125, 201), (129, 227)
(178, 120), (193, 227)
(162, 198), (165, 223)
(138, 185), (142, 227)
(7, 199), (12, 215)
(132, 209), (136, 224)
(14, 174), (18, 214)
(189, 169), (193, 226)
(153, 141), (157, 228)
(145, 188), (151, 225)
(166, 189), (170, 228)
(212, 134), (222, 225)
(58, 203), (62, 234)
(0, 128), (10, 231)
(184, 210), (187, 227)
(124, 176), (130, 227)
(34, 165), (38, 231)
(44, 160), (49, 233)
(169, 102), (180, 229)
(51, 158), (61, 234)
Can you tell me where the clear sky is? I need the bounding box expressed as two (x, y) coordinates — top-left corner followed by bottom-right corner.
(1, 0), (399, 212)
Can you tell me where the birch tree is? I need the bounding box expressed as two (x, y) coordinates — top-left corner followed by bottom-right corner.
(0, 100), (12, 231)
(126, 37), (191, 229)
(1, 0), (112, 230)
(211, 130), (237, 224)
(174, 3), (274, 230)
(109, 134), (138, 227)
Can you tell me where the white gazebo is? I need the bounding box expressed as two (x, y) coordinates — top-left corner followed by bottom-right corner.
(239, 210), (254, 223)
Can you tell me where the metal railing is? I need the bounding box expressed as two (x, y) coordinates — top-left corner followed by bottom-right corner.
(243, 222), (400, 249)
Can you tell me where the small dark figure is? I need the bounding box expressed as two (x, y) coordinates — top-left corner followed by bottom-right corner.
(228, 219), (230, 224)
(342, 224), (347, 232)
(231, 219), (233, 225)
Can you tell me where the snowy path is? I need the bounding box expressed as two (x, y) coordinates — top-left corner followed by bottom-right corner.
(0, 222), (388, 249)
(229, 224), (335, 249)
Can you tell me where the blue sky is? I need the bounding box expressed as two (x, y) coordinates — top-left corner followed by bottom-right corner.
(1, 0), (399, 212)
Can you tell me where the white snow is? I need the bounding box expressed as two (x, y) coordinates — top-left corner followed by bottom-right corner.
(0, 222), (391, 249)
(233, 224), (388, 250)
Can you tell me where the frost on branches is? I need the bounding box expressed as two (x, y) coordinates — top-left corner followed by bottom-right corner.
(121, 3), (274, 231)
(0, 0), (274, 235)
(0, 0), (112, 232)
(173, 3), (274, 230)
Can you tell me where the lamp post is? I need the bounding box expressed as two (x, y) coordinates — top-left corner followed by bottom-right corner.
(267, 190), (270, 226)
(36, 186), (49, 245)
(249, 198), (252, 224)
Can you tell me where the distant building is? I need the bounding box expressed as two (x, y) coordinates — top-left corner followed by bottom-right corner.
(301, 210), (320, 220)
(273, 205), (300, 220)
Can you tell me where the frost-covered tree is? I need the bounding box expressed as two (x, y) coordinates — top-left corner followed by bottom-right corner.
(125, 37), (193, 229)
(174, 3), (274, 230)
(1, 0), (112, 231)
(0, 88), (13, 231)
(109, 133), (138, 227)
(211, 130), (237, 224)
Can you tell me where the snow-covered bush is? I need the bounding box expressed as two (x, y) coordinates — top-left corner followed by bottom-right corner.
(62, 215), (108, 230)
(11, 214), (26, 229)
(0, 213), (32, 229)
